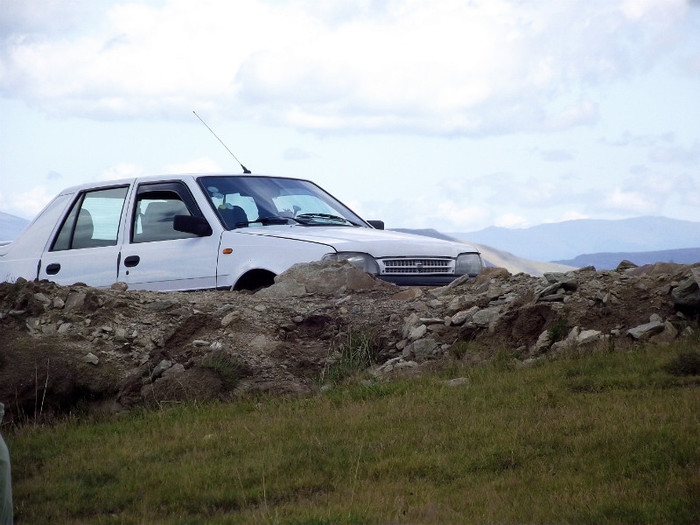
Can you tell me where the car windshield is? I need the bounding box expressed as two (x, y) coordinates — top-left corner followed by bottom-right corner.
(198, 176), (367, 230)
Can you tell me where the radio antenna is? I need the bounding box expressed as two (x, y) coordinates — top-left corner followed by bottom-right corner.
(193, 110), (251, 174)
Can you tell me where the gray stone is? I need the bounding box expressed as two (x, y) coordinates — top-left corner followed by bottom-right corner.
(402, 338), (439, 360)
(151, 359), (173, 378)
(64, 291), (86, 311)
(531, 330), (552, 354)
(408, 324), (427, 341)
(451, 306), (479, 326)
(221, 311), (239, 327)
(83, 353), (99, 365)
(471, 307), (500, 328)
(577, 329), (603, 345)
(33, 293), (51, 307)
(52, 296), (65, 309)
(445, 377), (469, 387)
(627, 320), (664, 340)
(616, 260), (638, 271)
(671, 268), (700, 308)
(162, 363), (185, 378)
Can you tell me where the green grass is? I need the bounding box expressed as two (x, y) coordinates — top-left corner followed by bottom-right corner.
(6, 342), (700, 524)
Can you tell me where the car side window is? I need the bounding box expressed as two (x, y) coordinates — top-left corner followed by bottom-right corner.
(51, 186), (128, 251)
(132, 185), (199, 243)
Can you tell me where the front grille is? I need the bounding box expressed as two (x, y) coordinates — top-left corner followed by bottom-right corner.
(381, 258), (453, 275)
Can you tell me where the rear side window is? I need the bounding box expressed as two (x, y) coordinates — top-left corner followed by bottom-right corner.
(51, 186), (129, 251)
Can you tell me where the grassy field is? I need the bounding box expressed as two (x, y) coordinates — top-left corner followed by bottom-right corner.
(5, 341), (700, 524)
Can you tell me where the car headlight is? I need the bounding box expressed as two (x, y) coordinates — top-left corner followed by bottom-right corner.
(455, 253), (483, 276)
(323, 252), (380, 275)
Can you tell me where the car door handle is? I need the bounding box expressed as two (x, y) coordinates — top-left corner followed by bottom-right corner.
(123, 255), (140, 268)
(45, 263), (61, 275)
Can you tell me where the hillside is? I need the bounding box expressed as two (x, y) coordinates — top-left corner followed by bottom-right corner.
(1, 258), (699, 424)
(450, 216), (700, 262)
(0, 211), (29, 241)
(556, 247), (700, 270)
(393, 228), (575, 276)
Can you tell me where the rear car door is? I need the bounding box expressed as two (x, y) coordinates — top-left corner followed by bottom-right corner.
(119, 181), (220, 290)
(38, 186), (129, 287)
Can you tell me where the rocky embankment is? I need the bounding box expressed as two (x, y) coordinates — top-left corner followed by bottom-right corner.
(1, 260), (699, 424)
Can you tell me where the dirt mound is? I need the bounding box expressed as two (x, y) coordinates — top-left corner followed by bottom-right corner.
(1, 260), (699, 424)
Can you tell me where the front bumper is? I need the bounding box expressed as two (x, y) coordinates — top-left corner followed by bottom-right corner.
(377, 274), (466, 287)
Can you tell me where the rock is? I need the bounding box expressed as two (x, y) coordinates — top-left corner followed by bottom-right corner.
(471, 307), (501, 328)
(145, 300), (176, 312)
(83, 353), (99, 365)
(162, 363), (186, 378)
(616, 260), (638, 271)
(151, 359), (173, 378)
(577, 329), (603, 345)
(402, 338), (439, 361)
(257, 279), (307, 298)
(391, 288), (423, 301)
(52, 296), (65, 309)
(650, 321), (679, 344)
(531, 330), (552, 354)
(543, 273), (578, 291)
(33, 293), (51, 308)
(408, 324), (427, 341)
(274, 259), (390, 295)
(627, 320), (664, 340)
(445, 377), (469, 387)
(402, 313), (421, 338)
(64, 291), (86, 311)
(671, 268), (700, 308)
(450, 306), (479, 326)
(221, 311), (239, 327)
(111, 281), (129, 291)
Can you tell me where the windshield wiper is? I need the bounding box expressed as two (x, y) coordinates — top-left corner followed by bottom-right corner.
(235, 216), (294, 227)
(295, 213), (360, 226)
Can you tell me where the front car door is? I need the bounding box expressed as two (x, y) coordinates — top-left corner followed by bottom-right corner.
(38, 186), (129, 287)
(119, 181), (220, 291)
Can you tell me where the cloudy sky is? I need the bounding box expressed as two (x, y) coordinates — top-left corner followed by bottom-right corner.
(1, 0), (699, 232)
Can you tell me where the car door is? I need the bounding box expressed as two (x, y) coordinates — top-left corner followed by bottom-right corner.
(119, 181), (219, 291)
(38, 186), (129, 287)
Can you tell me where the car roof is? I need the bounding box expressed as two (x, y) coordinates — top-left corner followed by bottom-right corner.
(56, 173), (305, 195)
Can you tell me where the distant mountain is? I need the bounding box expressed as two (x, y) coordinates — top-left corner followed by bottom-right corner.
(0, 212), (30, 241)
(393, 228), (575, 276)
(449, 216), (700, 262)
(555, 247), (700, 270)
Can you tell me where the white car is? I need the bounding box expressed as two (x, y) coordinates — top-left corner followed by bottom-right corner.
(0, 174), (482, 291)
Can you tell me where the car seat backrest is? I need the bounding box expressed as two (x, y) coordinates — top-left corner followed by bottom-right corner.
(141, 200), (190, 241)
(219, 205), (248, 229)
(72, 209), (94, 249)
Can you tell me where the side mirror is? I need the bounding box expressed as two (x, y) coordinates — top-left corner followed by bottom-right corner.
(174, 215), (213, 237)
(367, 220), (384, 230)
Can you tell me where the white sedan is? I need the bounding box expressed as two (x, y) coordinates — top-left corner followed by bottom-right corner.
(0, 174), (482, 291)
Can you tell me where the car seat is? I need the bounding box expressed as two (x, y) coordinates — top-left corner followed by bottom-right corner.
(219, 205), (249, 229)
(72, 209), (94, 249)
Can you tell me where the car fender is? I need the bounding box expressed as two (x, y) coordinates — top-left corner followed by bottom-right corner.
(215, 230), (335, 288)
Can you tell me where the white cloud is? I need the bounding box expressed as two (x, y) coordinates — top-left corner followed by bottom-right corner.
(494, 213), (529, 228)
(601, 188), (659, 214)
(559, 210), (589, 222)
(162, 157), (223, 174)
(0, 186), (56, 219)
(97, 163), (145, 181)
(435, 200), (490, 229)
(0, 0), (692, 135)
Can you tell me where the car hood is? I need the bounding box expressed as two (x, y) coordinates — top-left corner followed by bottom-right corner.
(228, 225), (478, 258)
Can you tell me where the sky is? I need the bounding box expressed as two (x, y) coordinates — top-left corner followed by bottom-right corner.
(1, 0), (699, 232)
